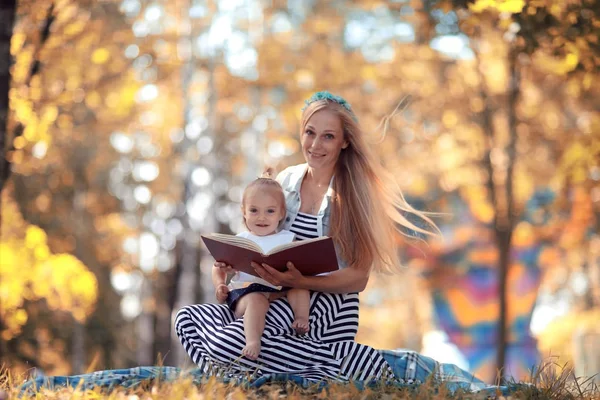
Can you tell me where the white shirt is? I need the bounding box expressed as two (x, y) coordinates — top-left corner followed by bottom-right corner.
(228, 229), (295, 290)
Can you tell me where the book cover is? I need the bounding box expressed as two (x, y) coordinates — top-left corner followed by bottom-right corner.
(201, 234), (339, 278)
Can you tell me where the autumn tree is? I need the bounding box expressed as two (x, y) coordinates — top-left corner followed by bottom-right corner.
(3, 0), (152, 373)
(439, 0), (600, 380)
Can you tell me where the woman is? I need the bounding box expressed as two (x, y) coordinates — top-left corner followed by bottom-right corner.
(175, 91), (438, 382)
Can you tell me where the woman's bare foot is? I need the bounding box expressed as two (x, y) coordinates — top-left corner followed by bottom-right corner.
(292, 317), (309, 335)
(242, 341), (261, 360)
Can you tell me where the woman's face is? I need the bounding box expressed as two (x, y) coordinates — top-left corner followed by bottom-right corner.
(301, 109), (348, 171)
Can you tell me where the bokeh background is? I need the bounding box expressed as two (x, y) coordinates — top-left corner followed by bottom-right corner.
(1, 0), (599, 385)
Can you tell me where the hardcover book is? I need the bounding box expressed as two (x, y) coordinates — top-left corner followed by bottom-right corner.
(201, 233), (339, 278)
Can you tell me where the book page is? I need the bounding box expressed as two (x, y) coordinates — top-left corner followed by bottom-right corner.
(205, 233), (263, 253)
(266, 236), (329, 255)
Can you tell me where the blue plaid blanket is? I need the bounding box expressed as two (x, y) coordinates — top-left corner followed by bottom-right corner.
(19, 350), (522, 396)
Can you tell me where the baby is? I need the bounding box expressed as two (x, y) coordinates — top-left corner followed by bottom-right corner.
(212, 170), (310, 360)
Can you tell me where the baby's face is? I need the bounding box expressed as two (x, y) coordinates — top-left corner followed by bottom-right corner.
(242, 190), (284, 236)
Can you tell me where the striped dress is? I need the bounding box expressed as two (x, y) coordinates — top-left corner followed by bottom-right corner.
(174, 212), (393, 382)
(290, 212), (319, 240)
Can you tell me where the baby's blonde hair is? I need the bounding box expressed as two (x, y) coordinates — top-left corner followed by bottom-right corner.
(241, 167), (287, 230)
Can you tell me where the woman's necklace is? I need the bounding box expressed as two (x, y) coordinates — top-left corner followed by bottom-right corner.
(308, 184), (328, 214)
(310, 200), (319, 214)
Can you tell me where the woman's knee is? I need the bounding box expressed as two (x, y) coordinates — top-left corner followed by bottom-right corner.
(174, 304), (202, 331)
(175, 305), (191, 320)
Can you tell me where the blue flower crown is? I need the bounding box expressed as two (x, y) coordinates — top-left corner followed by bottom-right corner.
(302, 91), (358, 122)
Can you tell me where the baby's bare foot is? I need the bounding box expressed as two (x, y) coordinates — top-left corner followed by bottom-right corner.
(292, 317), (309, 335)
(242, 341), (261, 360)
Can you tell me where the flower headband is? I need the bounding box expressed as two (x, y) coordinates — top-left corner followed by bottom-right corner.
(302, 91), (358, 122)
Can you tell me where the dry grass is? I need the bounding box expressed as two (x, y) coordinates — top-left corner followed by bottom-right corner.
(514, 358), (600, 400)
(1, 361), (598, 399)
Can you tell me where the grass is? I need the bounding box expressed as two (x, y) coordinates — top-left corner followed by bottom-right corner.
(1, 361), (598, 399)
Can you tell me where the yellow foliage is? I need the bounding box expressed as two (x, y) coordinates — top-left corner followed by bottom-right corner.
(25, 225), (48, 248)
(442, 110), (459, 128)
(534, 46), (581, 76)
(14, 98), (34, 126)
(41, 105), (59, 123)
(497, 0), (525, 13)
(10, 32), (26, 54)
(537, 309), (600, 365)
(513, 222), (535, 247)
(408, 176), (430, 196)
(464, 187), (495, 223)
(470, 0), (525, 14)
(12, 136), (26, 150)
(64, 20), (86, 36)
(10, 45), (34, 83)
(85, 91), (102, 109)
(91, 48), (111, 65)
(561, 142), (587, 166)
(0, 189), (98, 339)
(113, 82), (139, 117)
(559, 141), (595, 184)
(563, 53), (579, 72)
(360, 65), (378, 81)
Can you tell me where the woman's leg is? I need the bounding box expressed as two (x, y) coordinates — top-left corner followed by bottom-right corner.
(287, 288), (310, 334)
(234, 292), (270, 360)
(174, 303), (239, 368)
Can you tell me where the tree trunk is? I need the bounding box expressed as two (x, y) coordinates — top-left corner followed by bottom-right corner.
(153, 269), (177, 365)
(71, 189), (86, 373)
(476, 36), (520, 382)
(0, 2), (53, 201)
(136, 277), (155, 366)
(495, 46), (519, 383)
(0, 0), (16, 361)
(197, 55), (218, 305)
(0, 0), (16, 201)
(170, 7), (210, 366)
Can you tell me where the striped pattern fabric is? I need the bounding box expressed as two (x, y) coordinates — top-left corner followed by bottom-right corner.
(290, 212), (319, 240)
(175, 292), (393, 382)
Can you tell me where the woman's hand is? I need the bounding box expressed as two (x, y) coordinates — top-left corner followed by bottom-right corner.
(214, 261), (235, 274)
(252, 261), (304, 287)
(215, 284), (230, 303)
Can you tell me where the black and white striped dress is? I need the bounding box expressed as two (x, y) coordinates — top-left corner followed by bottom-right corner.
(174, 212), (393, 382)
(290, 212), (319, 240)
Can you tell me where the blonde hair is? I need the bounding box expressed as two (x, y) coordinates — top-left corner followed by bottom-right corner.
(301, 100), (440, 274)
(241, 168), (286, 231)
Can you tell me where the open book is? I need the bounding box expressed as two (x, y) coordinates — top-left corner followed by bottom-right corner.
(201, 233), (339, 278)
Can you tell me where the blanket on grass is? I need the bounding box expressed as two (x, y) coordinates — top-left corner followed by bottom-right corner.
(19, 350), (522, 396)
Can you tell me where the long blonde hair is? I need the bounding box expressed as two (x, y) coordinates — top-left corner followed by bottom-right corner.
(301, 100), (440, 274)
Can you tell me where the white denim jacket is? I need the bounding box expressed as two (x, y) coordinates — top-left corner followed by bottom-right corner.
(276, 163), (348, 270)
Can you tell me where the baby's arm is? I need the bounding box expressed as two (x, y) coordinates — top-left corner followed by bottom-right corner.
(212, 264), (227, 287)
(212, 265), (229, 303)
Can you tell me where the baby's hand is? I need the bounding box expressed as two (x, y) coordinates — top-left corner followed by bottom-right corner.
(214, 261), (235, 274)
(215, 284), (230, 304)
